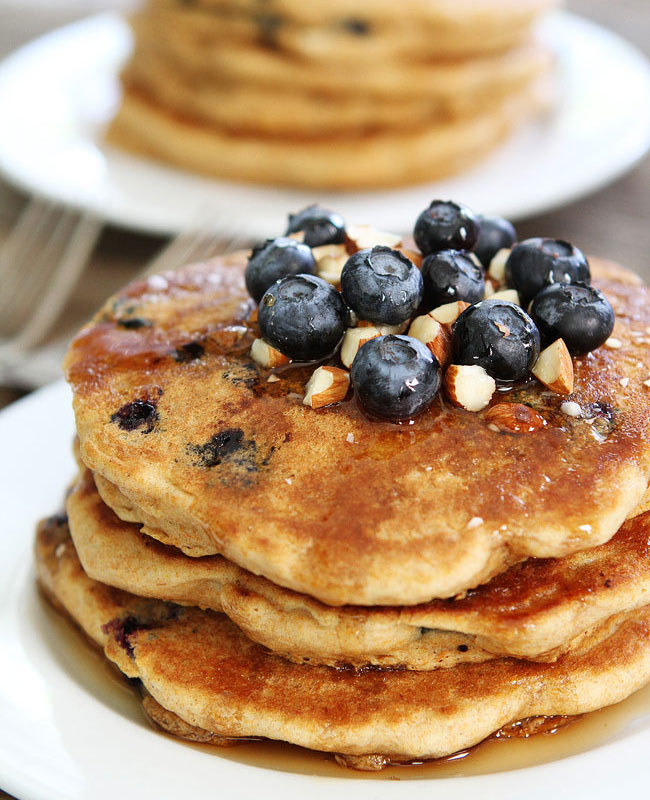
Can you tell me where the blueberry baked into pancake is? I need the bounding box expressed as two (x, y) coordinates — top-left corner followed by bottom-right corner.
(108, 0), (556, 187)
(36, 199), (650, 769)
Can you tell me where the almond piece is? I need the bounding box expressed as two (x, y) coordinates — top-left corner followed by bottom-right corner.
(532, 338), (574, 395)
(341, 326), (381, 368)
(312, 244), (349, 285)
(430, 301), (471, 326)
(398, 248), (423, 268)
(490, 288), (521, 305)
(250, 338), (290, 368)
(488, 248), (511, 284)
(409, 314), (451, 366)
(485, 403), (547, 433)
(357, 319), (409, 334)
(345, 225), (402, 253)
(444, 365), (496, 412)
(303, 366), (350, 409)
(484, 278), (497, 298)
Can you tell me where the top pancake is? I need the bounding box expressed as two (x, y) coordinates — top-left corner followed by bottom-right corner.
(64, 255), (650, 606)
(162, 0), (556, 57)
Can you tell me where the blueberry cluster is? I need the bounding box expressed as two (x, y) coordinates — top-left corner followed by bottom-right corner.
(245, 201), (615, 422)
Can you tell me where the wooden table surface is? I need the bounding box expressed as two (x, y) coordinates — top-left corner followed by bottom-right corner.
(0, 0), (648, 796)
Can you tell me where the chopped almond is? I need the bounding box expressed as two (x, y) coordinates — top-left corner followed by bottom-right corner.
(430, 301), (471, 326)
(345, 225), (402, 253)
(398, 248), (423, 268)
(488, 248), (511, 285)
(357, 319), (408, 334)
(312, 244), (349, 285)
(340, 326), (381, 368)
(532, 338), (574, 395)
(444, 365), (496, 412)
(485, 403), (547, 433)
(250, 338), (290, 368)
(409, 314), (452, 367)
(490, 288), (521, 306)
(303, 366), (350, 409)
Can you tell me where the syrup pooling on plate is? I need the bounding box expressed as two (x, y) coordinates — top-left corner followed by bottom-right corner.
(37, 585), (650, 781)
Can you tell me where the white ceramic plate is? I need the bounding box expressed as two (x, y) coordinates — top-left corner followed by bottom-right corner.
(1, 381), (650, 800)
(0, 12), (649, 238)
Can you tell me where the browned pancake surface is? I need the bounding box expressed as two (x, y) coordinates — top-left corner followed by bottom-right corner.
(64, 256), (650, 605)
(34, 515), (650, 762)
(68, 466), (650, 668)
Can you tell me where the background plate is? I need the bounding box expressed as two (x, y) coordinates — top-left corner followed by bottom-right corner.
(0, 12), (648, 237)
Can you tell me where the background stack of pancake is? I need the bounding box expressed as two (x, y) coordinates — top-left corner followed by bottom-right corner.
(107, 0), (556, 188)
(33, 220), (650, 769)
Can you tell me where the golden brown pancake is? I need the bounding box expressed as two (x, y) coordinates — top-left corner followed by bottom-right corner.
(64, 255), (650, 607)
(121, 42), (551, 136)
(34, 513), (650, 765)
(106, 78), (550, 190)
(68, 465), (650, 669)
(128, 15), (551, 101)
(110, 0), (556, 187)
(150, 0), (556, 59)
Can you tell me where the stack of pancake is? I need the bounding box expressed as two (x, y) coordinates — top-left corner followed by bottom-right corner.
(35, 246), (650, 769)
(107, 0), (556, 188)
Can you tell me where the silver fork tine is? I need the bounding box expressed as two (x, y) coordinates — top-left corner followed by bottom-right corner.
(0, 196), (53, 271)
(14, 212), (102, 350)
(2, 208), (78, 333)
(0, 199), (57, 320)
(143, 210), (252, 277)
(0, 199), (101, 373)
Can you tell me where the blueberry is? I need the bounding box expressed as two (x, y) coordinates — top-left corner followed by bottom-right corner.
(285, 204), (346, 247)
(413, 200), (480, 255)
(245, 237), (316, 303)
(452, 300), (541, 381)
(505, 238), (590, 306)
(474, 216), (517, 269)
(258, 274), (347, 361)
(350, 335), (441, 421)
(421, 249), (484, 308)
(529, 282), (615, 355)
(340, 246), (423, 325)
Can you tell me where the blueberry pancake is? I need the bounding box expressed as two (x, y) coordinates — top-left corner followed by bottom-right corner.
(107, 76), (550, 189)
(153, 0), (556, 60)
(109, 0), (555, 187)
(34, 514), (650, 767)
(68, 465), (650, 670)
(120, 38), (551, 137)
(129, 11), (552, 99)
(64, 251), (650, 607)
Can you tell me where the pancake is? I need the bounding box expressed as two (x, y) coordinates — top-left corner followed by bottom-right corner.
(129, 13), (552, 100)
(64, 254), (650, 608)
(153, 0), (556, 59)
(107, 74), (549, 189)
(35, 513), (650, 766)
(121, 44), (550, 136)
(68, 465), (650, 669)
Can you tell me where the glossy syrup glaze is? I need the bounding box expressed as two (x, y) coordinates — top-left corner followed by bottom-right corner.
(63, 255), (650, 607)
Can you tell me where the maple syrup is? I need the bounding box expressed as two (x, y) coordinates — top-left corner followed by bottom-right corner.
(38, 591), (650, 781)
